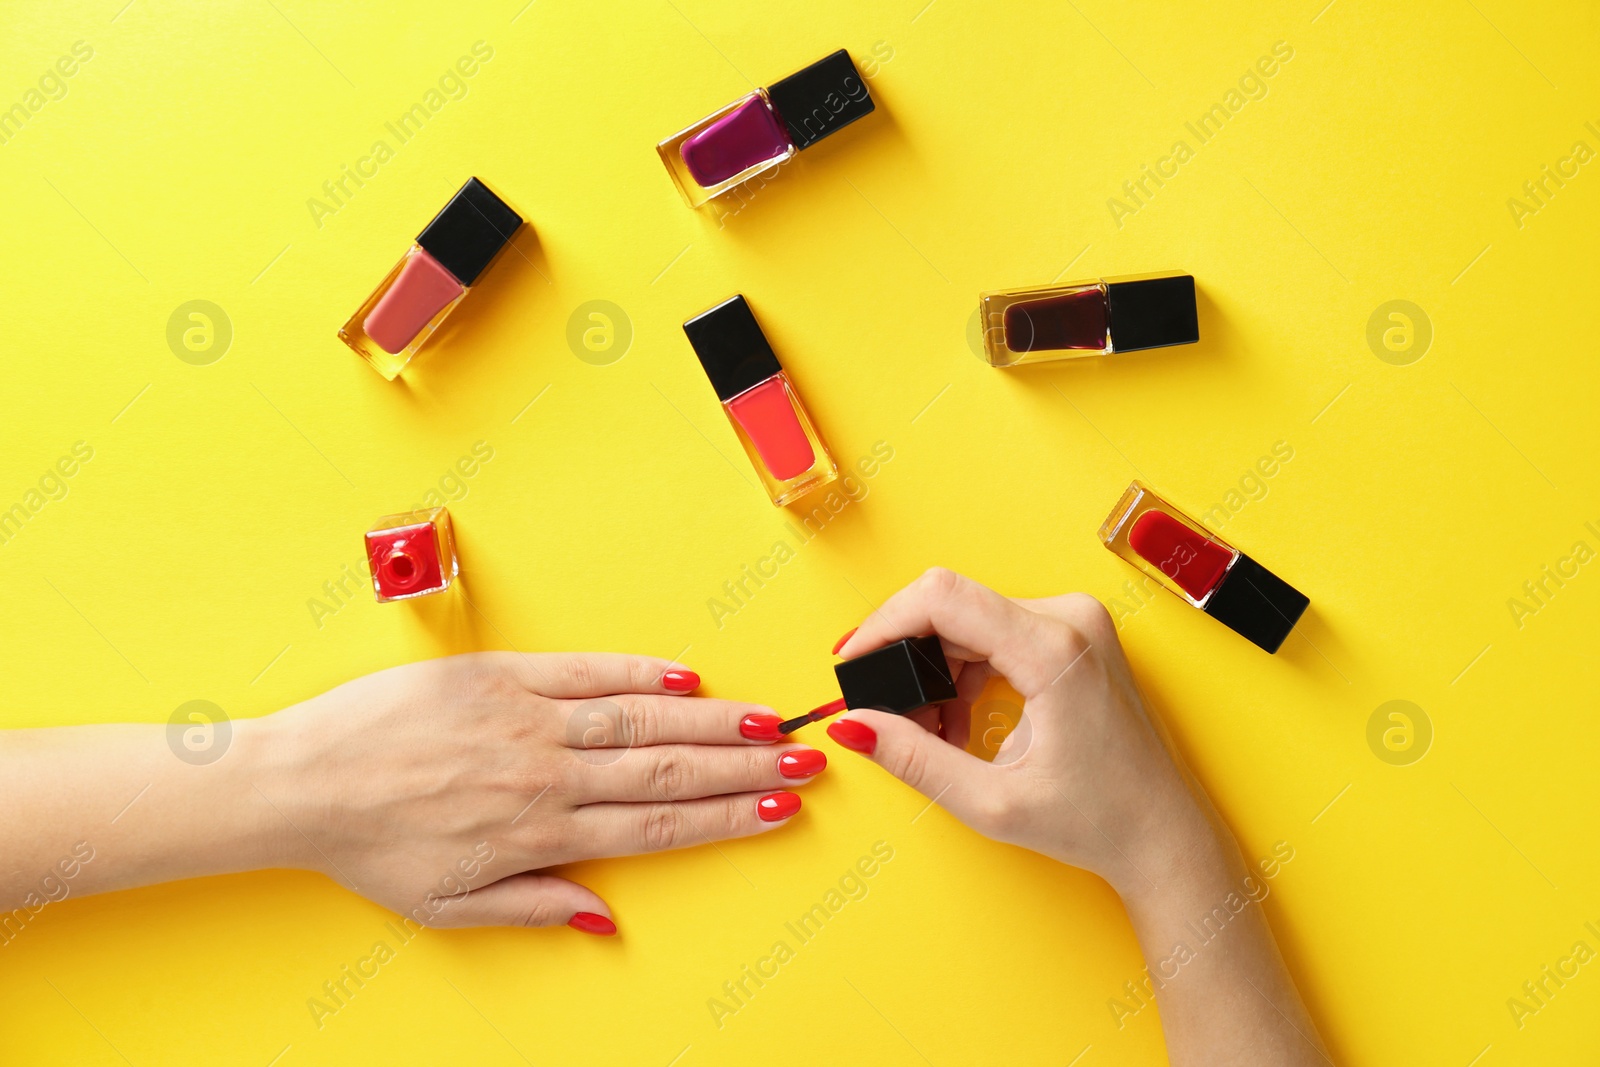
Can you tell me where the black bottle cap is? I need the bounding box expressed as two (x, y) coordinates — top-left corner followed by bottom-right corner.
(682, 295), (784, 402)
(1104, 273), (1199, 353)
(834, 636), (957, 715)
(765, 49), (875, 151)
(415, 178), (523, 287)
(1204, 554), (1309, 654)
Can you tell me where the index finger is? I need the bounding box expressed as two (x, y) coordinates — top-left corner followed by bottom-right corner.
(492, 651), (701, 699)
(835, 568), (1072, 697)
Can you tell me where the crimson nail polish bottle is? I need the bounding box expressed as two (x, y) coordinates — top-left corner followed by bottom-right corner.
(683, 295), (837, 507)
(1098, 481), (1307, 652)
(339, 178), (523, 380)
(365, 507), (458, 602)
(657, 49), (875, 209)
(978, 272), (1198, 367)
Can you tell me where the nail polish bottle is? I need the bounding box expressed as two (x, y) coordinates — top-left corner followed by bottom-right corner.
(1098, 481), (1308, 653)
(339, 178), (523, 380)
(779, 636), (957, 733)
(365, 507), (458, 602)
(682, 294), (838, 507)
(978, 272), (1198, 367)
(657, 49), (875, 209)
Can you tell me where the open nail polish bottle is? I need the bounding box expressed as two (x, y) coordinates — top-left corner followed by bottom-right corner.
(779, 636), (957, 734)
(339, 178), (523, 380)
(365, 507), (458, 602)
(1098, 481), (1308, 653)
(682, 294), (838, 507)
(657, 49), (875, 209)
(978, 272), (1198, 367)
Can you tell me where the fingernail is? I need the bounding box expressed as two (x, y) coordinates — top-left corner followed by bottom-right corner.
(831, 627), (859, 655)
(568, 912), (617, 936)
(740, 713), (782, 741)
(778, 748), (827, 779)
(662, 669), (699, 692)
(757, 791), (802, 822)
(827, 719), (877, 755)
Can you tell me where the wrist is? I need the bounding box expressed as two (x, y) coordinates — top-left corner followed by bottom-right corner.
(1113, 802), (1238, 915)
(230, 710), (321, 873)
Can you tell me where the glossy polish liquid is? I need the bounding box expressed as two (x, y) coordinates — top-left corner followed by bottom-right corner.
(367, 522), (445, 600)
(1128, 510), (1233, 600)
(1003, 288), (1108, 352)
(364, 250), (465, 355)
(727, 377), (815, 480)
(680, 96), (791, 188)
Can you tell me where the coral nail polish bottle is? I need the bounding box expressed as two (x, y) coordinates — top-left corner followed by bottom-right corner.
(1098, 481), (1308, 653)
(978, 272), (1198, 367)
(657, 49), (875, 209)
(365, 507), (458, 602)
(682, 294), (838, 507)
(339, 178), (523, 380)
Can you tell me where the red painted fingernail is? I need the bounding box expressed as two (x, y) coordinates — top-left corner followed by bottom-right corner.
(662, 669), (699, 692)
(568, 912), (617, 936)
(778, 748), (827, 779)
(740, 713), (782, 741)
(827, 719), (877, 755)
(757, 791), (802, 821)
(831, 627), (859, 655)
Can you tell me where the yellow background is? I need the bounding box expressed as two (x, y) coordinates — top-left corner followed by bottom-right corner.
(2, 0), (1597, 1063)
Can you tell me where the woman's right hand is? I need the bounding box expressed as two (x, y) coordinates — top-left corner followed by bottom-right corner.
(823, 571), (1331, 1064)
(824, 568), (1218, 898)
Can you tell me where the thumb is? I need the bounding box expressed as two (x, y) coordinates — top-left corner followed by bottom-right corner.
(424, 872), (617, 935)
(827, 710), (997, 826)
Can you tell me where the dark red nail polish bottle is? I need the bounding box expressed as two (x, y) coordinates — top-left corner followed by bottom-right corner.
(365, 507), (458, 602)
(682, 294), (838, 507)
(339, 178), (523, 380)
(978, 272), (1198, 367)
(1099, 481), (1308, 652)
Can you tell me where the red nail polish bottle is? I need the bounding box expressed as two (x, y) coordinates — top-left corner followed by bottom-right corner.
(1098, 481), (1308, 653)
(978, 272), (1198, 367)
(656, 49), (875, 209)
(364, 507), (458, 602)
(683, 295), (838, 507)
(338, 178), (523, 380)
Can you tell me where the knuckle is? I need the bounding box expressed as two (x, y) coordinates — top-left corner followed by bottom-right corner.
(619, 699), (655, 747)
(518, 898), (557, 928)
(885, 738), (929, 790)
(919, 566), (963, 599)
(1039, 619), (1091, 671)
(1061, 594), (1116, 642)
(640, 803), (683, 852)
(649, 750), (691, 800)
(558, 655), (598, 694)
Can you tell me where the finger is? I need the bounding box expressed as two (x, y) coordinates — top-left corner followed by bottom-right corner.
(825, 710), (1000, 826)
(837, 569), (1071, 696)
(561, 695), (781, 749)
(572, 790), (802, 859)
(419, 872), (615, 934)
(944, 658), (994, 754)
(496, 651), (701, 699)
(570, 743), (827, 803)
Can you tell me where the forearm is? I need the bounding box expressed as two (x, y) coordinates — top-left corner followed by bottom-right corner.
(1120, 819), (1327, 1067)
(0, 716), (302, 913)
